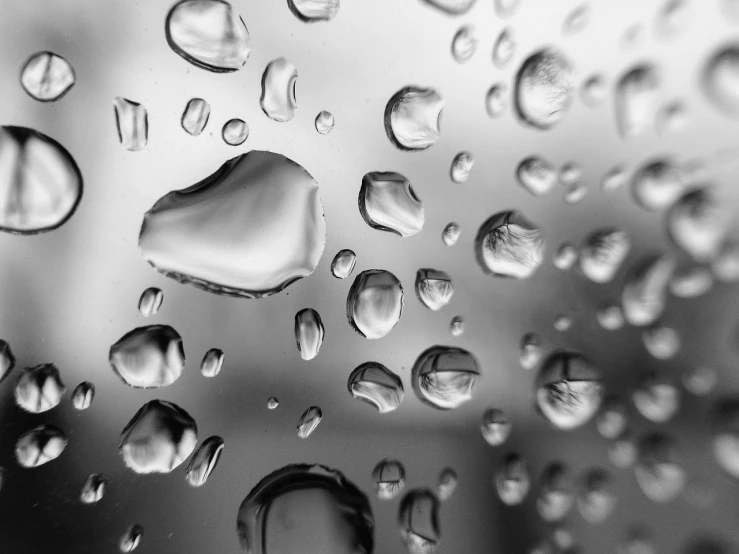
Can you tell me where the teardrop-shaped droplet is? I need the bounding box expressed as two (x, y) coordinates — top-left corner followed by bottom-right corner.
(553, 314), (572, 332)
(347, 362), (404, 413)
(260, 58), (298, 122)
(20, 51), (75, 102)
(597, 302), (624, 330)
(449, 315), (464, 337)
(667, 187), (728, 262)
(519, 332), (542, 370)
(562, 4), (590, 35)
(166, 0), (250, 72)
(450, 152), (474, 183)
(580, 229), (631, 283)
(384, 87), (443, 151)
(622, 254), (675, 326)
(683, 366), (717, 396)
(200, 347), (224, 377)
(553, 243), (578, 270)
(412, 345), (480, 410)
(109, 325), (185, 388)
(297, 406), (323, 438)
(267, 396), (279, 409)
(399, 489), (440, 554)
(703, 45), (739, 116)
(138, 287), (163, 317)
(422, 0), (476, 15)
(119, 524), (144, 552)
(635, 433), (685, 503)
(295, 308), (325, 361)
(15, 425), (67, 468)
(119, 400), (197, 474)
(581, 74), (607, 107)
(442, 222), (460, 246)
(15, 363), (66, 414)
(615, 64), (660, 139)
(346, 269), (403, 339)
(222, 118), (249, 145)
(0, 339), (16, 383)
(596, 397), (628, 439)
(492, 28), (515, 68)
(139, 151), (326, 298)
(181, 98), (211, 136)
(631, 158), (685, 211)
(577, 469), (615, 523)
(517, 157), (558, 197)
(601, 165), (628, 192)
(475, 210), (545, 279)
(315, 110), (335, 135)
(80, 473), (107, 504)
(72, 381), (95, 410)
(451, 26), (476, 63)
(373, 458), (406, 500)
(415, 268), (453, 311)
(514, 49), (574, 130)
(495, 453), (530, 505)
(331, 249), (356, 279)
(359, 172), (424, 237)
(114, 97), (148, 151)
(287, 0), (339, 21)
(437, 467), (458, 501)
(485, 83), (508, 118)
(633, 373), (680, 423)
(713, 400), (739, 479)
(669, 266), (713, 298)
(185, 435), (225, 487)
(537, 462), (573, 522)
(480, 408), (511, 446)
(643, 324), (680, 360)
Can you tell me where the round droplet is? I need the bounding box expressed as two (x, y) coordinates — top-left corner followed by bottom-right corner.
(331, 249), (356, 279)
(656, 101), (688, 135)
(0, 126), (83, 234)
(399, 489), (440, 554)
(558, 162), (582, 186)
(72, 381), (95, 411)
(384, 87), (443, 151)
(260, 58), (298, 122)
(475, 210), (545, 279)
(347, 362), (404, 413)
(139, 151), (326, 298)
(480, 408), (511, 446)
(287, 0), (339, 21)
(267, 396), (279, 410)
(449, 316), (464, 337)
(581, 74), (607, 107)
(422, 0), (476, 15)
(114, 97), (148, 152)
(563, 183), (587, 204)
(596, 397), (627, 439)
(222, 119), (249, 145)
(346, 269), (404, 339)
(631, 159), (684, 211)
(597, 302), (624, 330)
(670, 266), (713, 298)
(186, 435), (225, 487)
(200, 348), (224, 377)
(373, 458), (406, 500)
(514, 49), (574, 130)
(519, 332), (542, 370)
(360, 172), (424, 237)
(415, 268), (453, 311)
(667, 187), (728, 262)
(683, 366), (717, 396)
(442, 222), (460, 246)
(295, 309), (324, 361)
(577, 469), (615, 523)
(452, 26), (476, 63)
(562, 4), (590, 35)
(120, 524), (143, 552)
(437, 467), (458, 501)
(553, 243), (578, 270)
(20, 51), (75, 102)
(553, 314), (572, 332)
(450, 152), (474, 183)
(80, 473), (107, 504)
(138, 287), (163, 317)
(601, 165), (628, 192)
(535, 351), (604, 430)
(580, 229), (631, 283)
(181, 98), (211, 136)
(297, 406), (322, 438)
(166, 0), (250, 72)
(119, 400), (198, 474)
(15, 425), (67, 468)
(703, 45), (739, 116)
(517, 156), (557, 196)
(485, 83), (508, 118)
(537, 462), (573, 522)
(622, 254), (675, 326)
(643, 324), (680, 360)
(315, 111), (335, 135)
(495, 453), (530, 505)
(492, 28), (515, 69)
(109, 325), (185, 388)
(635, 434), (685, 503)
(0, 339), (16, 384)
(15, 363), (66, 414)
(633, 374), (680, 423)
(615, 64), (660, 139)
(609, 432), (637, 469)
(412, 346), (481, 410)
(713, 400), (739, 479)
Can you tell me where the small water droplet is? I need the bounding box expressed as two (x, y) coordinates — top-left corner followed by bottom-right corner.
(449, 316), (464, 337)
(412, 346), (480, 410)
(514, 49), (574, 130)
(577, 469), (615, 523)
(347, 362), (404, 413)
(20, 51), (75, 102)
(656, 100), (687, 135)
(601, 165), (628, 192)
(72, 381), (95, 410)
(260, 58), (298, 122)
(495, 0), (520, 17)
(713, 400), (739, 479)
(492, 28), (515, 68)
(185, 435), (225, 487)
(359, 172), (424, 237)
(109, 325), (185, 388)
(200, 348), (224, 377)
(287, 0), (339, 21)
(267, 396), (279, 409)
(519, 332), (542, 370)
(315, 110), (335, 134)
(669, 266), (713, 298)
(331, 249), (356, 279)
(346, 269), (404, 339)
(635, 433), (685, 503)
(683, 366), (716, 396)
(703, 45), (739, 116)
(222, 118), (249, 145)
(114, 97), (148, 151)
(415, 268), (454, 311)
(596, 397), (627, 439)
(166, 0), (250, 72)
(119, 524), (144, 552)
(451, 26), (476, 63)
(563, 183), (587, 204)
(580, 74), (607, 107)
(562, 4), (590, 35)
(80, 473), (107, 504)
(597, 302), (624, 330)
(297, 406), (323, 438)
(422, 0), (476, 14)
(537, 462), (573, 522)
(15, 425), (67, 468)
(622, 254), (675, 326)
(442, 222), (461, 246)
(631, 159), (684, 211)
(295, 309), (324, 361)
(399, 489), (440, 554)
(119, 400), (198, 474)
(437, 467), (458, 501)
(580, 229), (631, 283)
(643, 324), (680, 360)
(558, 162), (582, 186)
(553, 314), (572, 332)
(620, 527), (656, 554)
(450, 152), (474, 183)
(495, 453), (530, 505)
(553, 243), (578, 270)
(609, 432), (638, 469)
(138, 287), (163, 317)
(485, 83), (508, 118)
(15, 363), (65, 414)
(712, 240), (739, 282)
(373, 458), (406, 499)
(517, 156), (557, 196)
(633, 373), (680, 423)
(667, 187), (728, 262)
(615, 64), (660, 139)
(181, 98), (211, 136)
(475, 210), (545, 279)
(384, 87), (443, 151)
(621, 23), (645, 50)
(480, 408), (511, 446)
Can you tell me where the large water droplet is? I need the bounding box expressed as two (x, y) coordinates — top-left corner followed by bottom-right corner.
(20, 51), (75, 102)
(581, 74), (607, 107)
(517, 156), (557, 196)
(411, 345), (480, 410)
(442, 222), (460, 246)
(633, 374), (680, 423)
(667, 187), (728, 262)
(109, 325), (185, 388)
(200, 347), (224, 377)
(514, 49), (574, 130)
(415, 269), (453, 311)
(287, 0), (339, 21)
(119, 400), (198, 474)
(297, 406), (323, 438)
(331, 249), (356, 279)
(315, 111), (335, 135)
(181, 98), (211, 136)
(577, 469), (615, 523)
(359, 172), (424, 237)
(492, 28), (515, 69)
(713, 400), (739, 479)
(520, 332), (542, 370)
(537, 462), (573, 522)
(222, 119), (249, 145)
(373, 459), (406, 500)
(114, 97), (148, 151)
(0, 339), (16, 384)
(451, 26), (476, 64)
(347, 362), (404, 413)
(437, 467), (458, 501)
(384, 87), (443, 151)
(15, 425), (67, 468)
(596, 397), (627, 439)
(631, 158), (685, 211)
(450, 152), (474, 183)
(72, 381), (94, 410)
(138, 287), (163, 317)
(80, 473), (107, 504)
(421, 0), (476, 15)
(480, 408), (511, 446)
(580, 229), (631, 283)
(495, 453), (530, 505)
(475, 210), (545, 279)
(622, 255), (675, 326)
(615, 65), (660, 139)
(643, 324), (680, 360)
(485, 83), (508, 118)
(166, 0), (250, 72)
(119, 524), (143, 552)
(553, 243), (578, 270)
(260, 58), (298, 122)
(399, 489), (440, 554)
(295, 309), (324, 361)
(186, 435), (225, 487)
(15, 363), (65, 414)
(635, 434), (685, 503)
(346, 269), (403, 339)
(703, 45), (739, 116)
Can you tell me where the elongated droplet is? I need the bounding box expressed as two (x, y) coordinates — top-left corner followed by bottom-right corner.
(515, 49), (574, 130)
(315, 111), (335, 134)
(615, 65), (660, 139)
(139, 151), (326, 298)
(374, 458), (406, 499)
(562, 4), (590, 35)
(181, 98), (210, 136)
(577, 469), (615, 523)
(554, 243), (578, 270)
(452, 26), (476, 63)
(475, 210), (545, 279)
(667, 187), (728, 262)
(631, 159), (685, 211)
(492, 28), (515, 68)
(347, 362), (404, 413)
(267, 396), (279, 409)
(563, 183), (587, 204)
(713, 400), (739, 479)
(360, 172), (424, 237)
(520, 332), (542, 370)
(622, 255), (675, 326)
(138, 287), (163, 317)
(633, 374), (679, 423)
(238, 464), (373, 554)
(0, 339), (15, 383)
(442, 222), (460, 246)
(486, 83), (508, 118)
(713, 240), (739, 282)
(120, 400), (198, 474)
(580, 229), (631, 283)
(72, 381), (95, 410)
(15, 363), (65, 414)
(601, 165), (628, 192)
(166, 0), (250, 72)
(20, 51), (75, 102)
(422, 0), (476, 14)
(415, 268), (453, 311)
(581, 74), (607, 107)
(437, 467), (458, 501)
(186, 435), (225, 487)
(449, 315), (464, 337)
(535, 351), (603, 430)
(385, 87), (443, 151)
(295, 308), (325, 361)
(114, 98), (148, 151)
(596, 397), (627, 439)
(200, 348), (224, 377)
(553, 314), (572, 332)
(297, 406), (322, 438)
(399, 489), (440, 554)
(109, 325), (185, 388)
(643, 324), (680, 360)
(15, 425), (67, 468)
(495, 453), (530, 505)
(346, 269), (403, 339)
(703, 45), (739, 116)
(287, 0), (339, 21)
(260, 58), (298, 122)
(412, 346), (480, 410)
(331, 249), (356, 279)
(480, 408), (511, 446)
(450, 152), (474, 183)
(538, 463), (574, 523)
(80, 473), (107, 504)
(222, 119), (249, 145)
(635, 434), (685, 503)
(120, 524), (143, 552)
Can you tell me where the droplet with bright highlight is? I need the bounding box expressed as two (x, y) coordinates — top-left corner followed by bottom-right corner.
(15, 363), (66, 414)
(412, 346), (480, 410)
(119, 524), (143, 552)
(315, 111), (335, 135)
(667, 187), (729, 262)
(449, 316), (464, 337)
(297, 406), (323, 438)
(580, 229), (631, 283)
(554, 243), (578, 270)
(577, 469), (616, 523)
(384, 87), (443, 151)
(222, 119), (249, 145)
(633, 374), (680, 423)
(359, 172), (424, 237)
(442, 222), (460, 246)
(615, 65), (660, 139)
(109, 325), (185, 388)
(450, 152), (474, 183)
(475, 210), (545, 279)
(517, 157), (557, 196)
(643, 324), (680, 360)
(635, 433), (685, 503)
(373, 458), (406, 500)
(437, 467), (458, 501)
(72, 381), (94, 410)
(399, 489), (440, 554)
(181, 98), (210, 136)
(0, 339), (15, 383)
(346, 269), (404, 339)
(347, 362), (404, 413)
(415, 268), (453, 311)
(495, 453), (530, 505)
(631, 158), (685, 211)
(80, 473), (107, 504)
(519, 332), (542, 370)
(114, 97), (148, 151)
(331, 249), (356, 279)
(185, 435), (225, 487)
(537, 462), (573, 522)
(622, 254), (675, 326)
(596, 397), (627, 439)
(138, 287), (163, 317)
(480, 408), (511, 446)
(581, 74), (607, 107)
(20, 51), (75, 102)
(703, 45), (739, 116)
(514, 49), (574, 130)
(15, 425), (67, 468)
(200, 348), (224, 377)
(260, 58), (298, 122)
(597, 302), (624, 330)
(713, 400), (739, 479)
(295, 309), (324, 361)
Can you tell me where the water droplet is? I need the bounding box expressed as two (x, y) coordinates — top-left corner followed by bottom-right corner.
(373, 458), (406, 499)
(185, 435), (225, 487)
(315, 110), (335, 135)
(669, 266), (713, 298)
(119, 400), (198, 474)
(656, 100), (687, 135)
(596, 397), (627, 439)
(615, 65), (660, 139)
(287, 0), (339, 21)
(15, 363), (66, 414)
(442, 222), (461, 246)
(138, 287), (163, 318)
(621, 23), (645, 50)
(492, 28), (515, 68)
(635, 433), (685, 503)
(114, 97), (148, 151)
(451, 26), (476, 63)
(331, 249), (356, 279)
(384, 87), (443, 151)
(260, 58), (298, 122)
(181, 98), (211, 136)
(577, 469), (615, 523)
(642, 324), (680, 360)
(200, 347), (224, 377)
(495, 453), (530, 505)
(562, 4), (590, 35)
(703, 45), (739, 116)
(563, 183), (587, 204)
(295, 309), (324, 361)
(485, 83), (508, 118)
(15, 425), (67, 468)
(519, 332), (542, 370)
(480, 408), (511, 446)
(449, 316), (464, 337)
(553, 243), (578, 270)
(609, 432), (637, 469)
(631, 159), (684, 211)
(517, 156), (557, 196)
(119, 524), (143, 552)
(622, 254), (675, 326)
(80, 473), (107, 504)
(667, 187), (728, 262)
(415, 268), (454, 311)
(601, 165), (628, 192)
(421, 0), (476, 15)
(683, 366), (716, 396)
(558, 162), (582, 186)
(581, 74), (607, 107)
(0, 339), (16, 383)
(166, 0), (250, 72)
(297, 406), (322, 438)
(537, 462), (573, 522)
(140, 151), (325, 298)
(514, 49), (574, 130)
(20, 51), (75, 102)
(72, 381), (95, 410)
(475, 210), (545, 279)
(238, 464), (373, 554)
(552, 527), (576, 551)
(346, 269), (404, 339)
(437, 467), (458, 501)
(222, 118), (249, 145)
(633, 374), (680, 423)
(580, 229), (631, 283)
(412, 346), (480, 410)
(109, 325), (185, 388)
(347, 362), (404, 413)
(535, 351), (604, 430)
(597, 302), (624, 330)
(553, 314), (572, 332)
(267, 396), (279, 409)
(450, 152), (474, 184)
(0, 126), (83, 234)
(620, 527), (656, 554)
(713, 401), (739, 479)
(654, 0), (690, 39)
(495, 0), (520, 17)
(399, 489), (440, 554)
(713, 240), (739, 282)
(359, 172), (424, 237)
